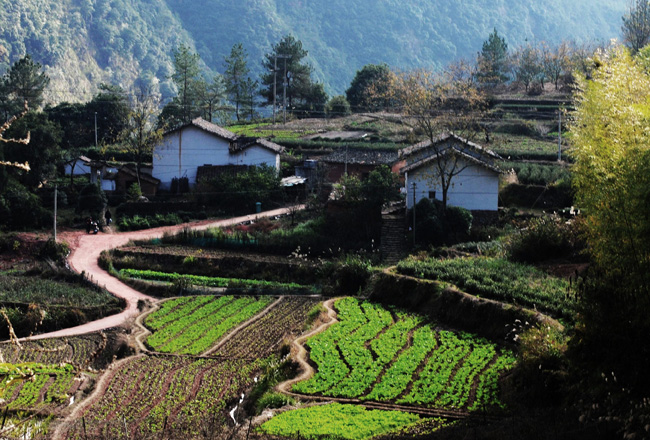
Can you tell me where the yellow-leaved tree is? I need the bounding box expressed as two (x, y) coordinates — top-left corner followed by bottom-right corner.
(570, 45), (650, 294)
(569, 44), (650, 416)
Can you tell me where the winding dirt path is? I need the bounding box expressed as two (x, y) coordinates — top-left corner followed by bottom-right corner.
(275, 297), (339, 393)
(24, 206), (303, 341)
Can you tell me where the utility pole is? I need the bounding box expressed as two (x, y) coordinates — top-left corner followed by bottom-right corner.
(557, 109), (562, 162)
(283, 56), (288, 124)
(412, 182), (417, 247)
(271, 54), (290, 126)
(53, 184), (57, 242)
(272, 57), (277, 125)
(94, 112), (98, 147)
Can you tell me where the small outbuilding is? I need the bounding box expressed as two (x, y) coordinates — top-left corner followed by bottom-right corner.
(320, 148), (399, 183)
(400, 133), (502, 213)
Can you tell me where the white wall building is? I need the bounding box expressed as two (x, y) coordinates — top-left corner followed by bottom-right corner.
(153, 118), (284, 191)
(400, 134), (502, 212)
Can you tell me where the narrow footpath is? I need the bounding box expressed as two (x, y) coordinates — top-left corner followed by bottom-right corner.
(24, 206), (304, 341)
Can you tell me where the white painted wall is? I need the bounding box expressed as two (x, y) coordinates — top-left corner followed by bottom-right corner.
(153, 126), (279, 191)
(64, 160), (91, 175)
(405, 160), (499, 211)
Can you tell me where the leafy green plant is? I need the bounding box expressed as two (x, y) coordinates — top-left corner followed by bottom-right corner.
(258, 403), (422, 440)
(397, 256), (573, 319)
(293, 298), (515, 411)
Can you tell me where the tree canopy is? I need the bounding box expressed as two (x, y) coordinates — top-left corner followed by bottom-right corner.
(569, 44), (650, 390)
(346, 63), (392, 112)
(260, 35), (327, 118)
(477, 28), (509, 85)
(622, 0), (650, 53)
(224, 43), (256, 121)
(570, 45), (650, 290)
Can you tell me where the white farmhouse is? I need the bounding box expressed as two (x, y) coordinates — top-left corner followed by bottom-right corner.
(153, 118), (284, 191)
(400, 133), (502, 212)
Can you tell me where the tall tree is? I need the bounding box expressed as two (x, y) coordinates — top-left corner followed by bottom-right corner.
(200, 74), (228, 123)
(569, 44), (650, 410)
(0, 101), (30, 171)
(622, 0), (650, 53)
(224, 43), (253, 121)
(260, 35), (315, 115)
(2, 55), (49, 116)
(120, 86), (163, 187)
(541, 41), (571, 90)
(512, 44), (542, 92)
(477, 28), (509, 85)
(240, 76), (259, 120)
(4, 111), (61, 189)
(86, 83), (130, 145)
(346, 63), (392, 112)
(169, 44), (204, 125)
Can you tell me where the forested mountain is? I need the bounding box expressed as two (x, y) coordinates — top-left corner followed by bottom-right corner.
(0, 0), (627, 103)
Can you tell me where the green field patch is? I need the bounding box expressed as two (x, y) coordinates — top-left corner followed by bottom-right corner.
(62, 356), (267, 439)
(396, 256), (573, 318)
(293, 298), (515, 411)
(145, 295), (275, 355)
(120, 268), (306, 290)
(258, 403), (423, 440)
(0, 275), (118, 308)
(0, 362), (77, 412)
(226, 122), (313, 139)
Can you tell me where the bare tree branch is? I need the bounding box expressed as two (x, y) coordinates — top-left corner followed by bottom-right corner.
(0, 101), (31, 171)
(0, 100), (30, 144)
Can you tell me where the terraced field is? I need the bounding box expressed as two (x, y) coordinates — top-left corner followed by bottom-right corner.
(292, 298), (516, 411)
(143, 295), (276, 355)
(55, 295), (319, 439)
(42, 295), (518, 440)
(0, 332), (131, 437)
(211, 296), (320, 358)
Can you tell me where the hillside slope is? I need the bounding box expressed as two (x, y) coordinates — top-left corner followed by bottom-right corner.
(0, 0), (627, 102)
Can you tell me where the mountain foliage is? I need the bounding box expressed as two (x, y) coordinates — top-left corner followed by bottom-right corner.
(0, 0), (627, 102)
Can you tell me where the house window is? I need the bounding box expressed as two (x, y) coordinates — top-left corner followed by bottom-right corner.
(428, 191), (436, 199)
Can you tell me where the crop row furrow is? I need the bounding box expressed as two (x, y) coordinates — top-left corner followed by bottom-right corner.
(185, 296), (275, 355)
(363, 325), (438, 402)
(146, 296), (234, 351)
(326, 302), (394, 397)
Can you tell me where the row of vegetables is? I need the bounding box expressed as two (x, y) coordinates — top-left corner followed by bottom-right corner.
(144, 295), (274, 355)
(292, 298), (516, 411)
(63, 356), (267, 439)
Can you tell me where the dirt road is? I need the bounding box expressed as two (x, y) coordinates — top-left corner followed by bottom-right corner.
(25, 206), (303, 341)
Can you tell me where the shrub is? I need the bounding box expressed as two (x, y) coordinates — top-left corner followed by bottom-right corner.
(329, 254), (373, 295)
(255, 392), (295, 412)
(195, 165), (283, 214)
(409, 198), (473, 247)
(506, 215), (575, 263)
(0, 183), (51, 230)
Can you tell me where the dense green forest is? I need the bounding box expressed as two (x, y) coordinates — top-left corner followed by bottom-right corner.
(0, 0), (626, 101)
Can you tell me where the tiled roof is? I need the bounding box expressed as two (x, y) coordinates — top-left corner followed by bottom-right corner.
(230, 137), (285, 154)
(398, 133), (500, 160)
(164, 117), (238, 141)
(400, 146), (502, 175)
(165, 118), (284, 154)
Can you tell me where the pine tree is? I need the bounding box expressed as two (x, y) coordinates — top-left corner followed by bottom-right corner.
(224, 43), (252, 121)
(477, 28), (509, 85)
(260, 35), (314, 114)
